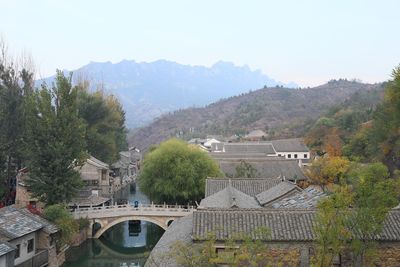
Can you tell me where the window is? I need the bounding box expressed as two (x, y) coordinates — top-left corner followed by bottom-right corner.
(304, 154), (308, 158)
(15, 244), (20, 258)
(27, 238), (34, 253)
(288, 154), (291, 158)
(278, 154), (282, 157)
(101, 170), (107, 180)
(294, 154), (298, 159)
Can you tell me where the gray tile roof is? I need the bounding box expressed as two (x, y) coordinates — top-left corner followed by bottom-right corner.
(0, 206), (44, 239)
(145, 214), (193, 267)
(223, 143), (276, 154)
(219, 160), (307, 180)
(0, 241), (16, 257)
(200, 185), (260, 209)
(87, 156), (109, 169)
(255, 181), (301, 206)
(205, 178), (282, 197)
(192, 209), (400, 242)
(192, 209), (315, 241)
(271, 138), (309, 152)
(210, 153), (283, 160)
(18, 208), (58, 235)
(270, 187), (327, 209)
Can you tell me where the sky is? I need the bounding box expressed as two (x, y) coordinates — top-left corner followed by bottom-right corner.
(1, 0), (399, 86)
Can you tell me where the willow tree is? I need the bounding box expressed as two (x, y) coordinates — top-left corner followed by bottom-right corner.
(26, 71), (87, 205)
(139, 139), (222, 204)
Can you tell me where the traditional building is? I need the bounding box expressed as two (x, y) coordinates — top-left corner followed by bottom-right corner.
(15, 168), (43, 211)
(0, 241), (16, 267)
(0, 206), (62, 267)
(210, 138), (311, 166)
(79, 156), (113, 197)
(215, 159), (307, 182)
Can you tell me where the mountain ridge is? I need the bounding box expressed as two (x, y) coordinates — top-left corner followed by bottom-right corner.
(38, 59), (297, 128)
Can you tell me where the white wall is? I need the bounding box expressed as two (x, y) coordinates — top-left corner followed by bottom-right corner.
(10, 232), (36, 266)
(0, 256), (6, 267)
(276, 152), (310, 160)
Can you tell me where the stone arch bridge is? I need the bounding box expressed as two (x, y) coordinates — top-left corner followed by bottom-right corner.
(72, 203), (196, 238)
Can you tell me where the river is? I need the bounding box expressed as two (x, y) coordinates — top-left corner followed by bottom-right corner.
(62, 185), (165, 267)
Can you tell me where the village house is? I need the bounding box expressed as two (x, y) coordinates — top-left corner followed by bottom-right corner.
(15, 156), (113, 211)
(111, 150), (139, 187)
(79, 156), (113, 197)
(14, 168), (43, 212)
(0, 241), (16, 267)
(210, 138), (311, 166)
(146, 177), (400, 267)
(0, 206), (63, 267)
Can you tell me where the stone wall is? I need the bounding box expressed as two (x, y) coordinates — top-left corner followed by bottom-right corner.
(71, 229), (88, 247)
(373, 243), (400, 267)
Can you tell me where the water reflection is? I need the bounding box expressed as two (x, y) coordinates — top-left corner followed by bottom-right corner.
(63, 185), (165, 267)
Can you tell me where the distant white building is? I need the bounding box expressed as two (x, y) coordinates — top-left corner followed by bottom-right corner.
(210, 138), (311, 166)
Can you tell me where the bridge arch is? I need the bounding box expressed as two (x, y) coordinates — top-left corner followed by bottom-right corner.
(93, 216), (168, 238)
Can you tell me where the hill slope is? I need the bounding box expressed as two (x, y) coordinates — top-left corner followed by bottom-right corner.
(129, 80), (384, 150)
(39, 60), (296, 128)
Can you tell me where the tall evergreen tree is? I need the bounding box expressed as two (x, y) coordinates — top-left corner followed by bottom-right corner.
(0, 41), (34, 204)
(77, 86), (127, 164)
(26, 71), (87, 205)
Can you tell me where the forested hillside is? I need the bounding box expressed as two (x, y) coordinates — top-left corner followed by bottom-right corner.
(129, 80), (384, 150)
(305, 66), (400, 174)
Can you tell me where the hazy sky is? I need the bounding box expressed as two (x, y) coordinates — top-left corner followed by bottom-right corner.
(1, 0), (399, 86)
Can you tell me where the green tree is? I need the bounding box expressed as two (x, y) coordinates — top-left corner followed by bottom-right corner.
(234, 160), (259, 178)
(77, 87), (127, 164)
(26, 71), (87, 205)
(0, 41), (34, 203)
(313, 163), (400, 266)
(347, 163), (400, 265)
(43, 204), (79, 246)
(139, 139), (222, 204)
(313, 185), (353, 267)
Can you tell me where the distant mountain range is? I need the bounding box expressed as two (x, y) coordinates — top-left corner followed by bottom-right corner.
(128, 80), (384, 151)
(38, 60), (297, 128)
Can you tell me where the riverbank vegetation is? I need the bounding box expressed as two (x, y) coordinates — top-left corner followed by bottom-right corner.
(139, 138), (222, 204)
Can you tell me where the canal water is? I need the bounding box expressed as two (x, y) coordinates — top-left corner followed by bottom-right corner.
(62, 185), (165, 267)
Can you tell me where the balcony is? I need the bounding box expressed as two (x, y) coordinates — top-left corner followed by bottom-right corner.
(16, 249), (48, 267)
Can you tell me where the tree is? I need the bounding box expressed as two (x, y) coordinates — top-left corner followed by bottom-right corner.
(308, 156), (350, 191)
(43, 204), (79, 246)
(77, 86), (127, 164)
(26, 71), (87, 205)
(139, 139), (222, 204)
(313, 163), (400, 266)
(234, 160), (259, 178)
(0, 40), (34, 204)
(313, 185), (353, 267)
(347, 163), (400, 265)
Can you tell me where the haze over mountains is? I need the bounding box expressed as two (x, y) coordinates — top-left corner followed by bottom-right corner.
(39, 60), (297, 128)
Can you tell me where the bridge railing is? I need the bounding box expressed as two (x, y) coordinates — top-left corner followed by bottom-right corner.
(72, 203), (196, 214)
